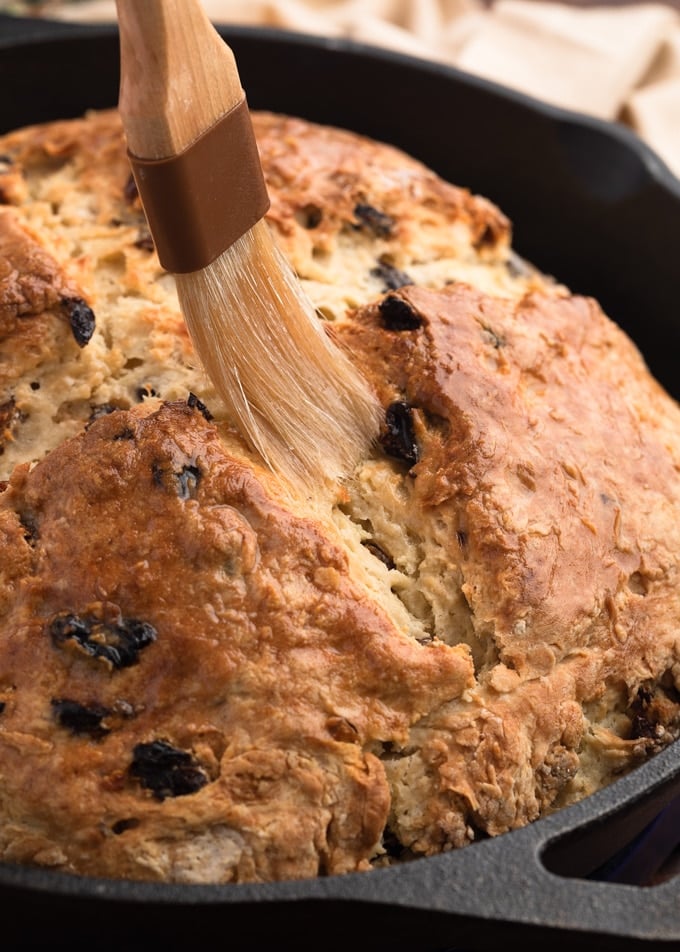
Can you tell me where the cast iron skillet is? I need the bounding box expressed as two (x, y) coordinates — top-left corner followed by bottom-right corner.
(0, 17), (679, 951)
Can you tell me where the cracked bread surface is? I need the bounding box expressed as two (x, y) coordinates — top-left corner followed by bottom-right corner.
(0, 107), (679, 883)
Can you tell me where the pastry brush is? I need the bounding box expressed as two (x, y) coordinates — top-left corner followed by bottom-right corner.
(115, 0), (380, 490)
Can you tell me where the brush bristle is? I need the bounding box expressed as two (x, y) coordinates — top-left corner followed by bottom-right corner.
(175, 219), (382, 490)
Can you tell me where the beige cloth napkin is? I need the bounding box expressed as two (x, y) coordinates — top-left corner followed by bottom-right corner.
(16, 0), (680, 179)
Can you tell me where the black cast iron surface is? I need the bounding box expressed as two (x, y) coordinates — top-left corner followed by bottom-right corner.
(0, 17), (679, 951)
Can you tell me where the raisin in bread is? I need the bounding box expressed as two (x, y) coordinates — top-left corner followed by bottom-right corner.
(0, 108), (678, 884)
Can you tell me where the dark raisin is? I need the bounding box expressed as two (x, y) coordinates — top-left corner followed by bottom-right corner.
(380, 401), (419, 466)
(370, 260), (413, 292)
(130, 740), (209, 800)
(362, 540), (395, 570)
(353, 203), (394, 238)
(630, 712), (661, 740)
(29, 381), (40, 391)
(187, 392), (213, 420)
(629, 685), (663, 741)
(60, 296), (95, 347)
(134, 229), (154, 252)
(0, 702), (5, 715)
(136, 384), (159, 401)
(51, 698), (111, 738)
(124, 173), (138, 204)
(49, 611), (157, 670)
(113, 426), (136, 441)
(628, 683), (676, 742)
(378, 294), (421, 330)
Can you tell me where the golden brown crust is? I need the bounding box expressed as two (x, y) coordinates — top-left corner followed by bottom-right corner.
(0, 108), (535, 482)
(336, 282), (680, 852)
(340, 283), (680, 656)
(252, 111), (510, 272)
(0, 208), (87, 353)
(0, 399), (472, 882)
(0, 107), (678, 883)
(0, 108), (141, 224)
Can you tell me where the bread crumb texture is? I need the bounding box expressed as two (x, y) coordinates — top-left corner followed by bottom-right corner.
(0, 109), (679, 883)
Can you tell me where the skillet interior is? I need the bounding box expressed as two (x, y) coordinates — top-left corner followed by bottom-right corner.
(0, 18), (679, 951)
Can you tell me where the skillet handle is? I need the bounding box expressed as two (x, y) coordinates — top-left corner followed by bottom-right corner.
(251, 746), (680, 951)
(397, 742), (680, 950)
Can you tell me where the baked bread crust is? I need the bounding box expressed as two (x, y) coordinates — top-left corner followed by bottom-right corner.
(336, 282), (680, 849)
(0, 108), (678, 883)
(0, 399), (473, 881)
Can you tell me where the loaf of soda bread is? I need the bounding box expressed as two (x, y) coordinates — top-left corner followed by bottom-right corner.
(0, 108), (678, 883)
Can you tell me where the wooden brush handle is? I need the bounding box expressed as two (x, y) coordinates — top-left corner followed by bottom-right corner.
(115, 0), (244, 160)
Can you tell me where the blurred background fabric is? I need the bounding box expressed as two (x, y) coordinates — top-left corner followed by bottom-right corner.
(1, 0), (679, 177)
